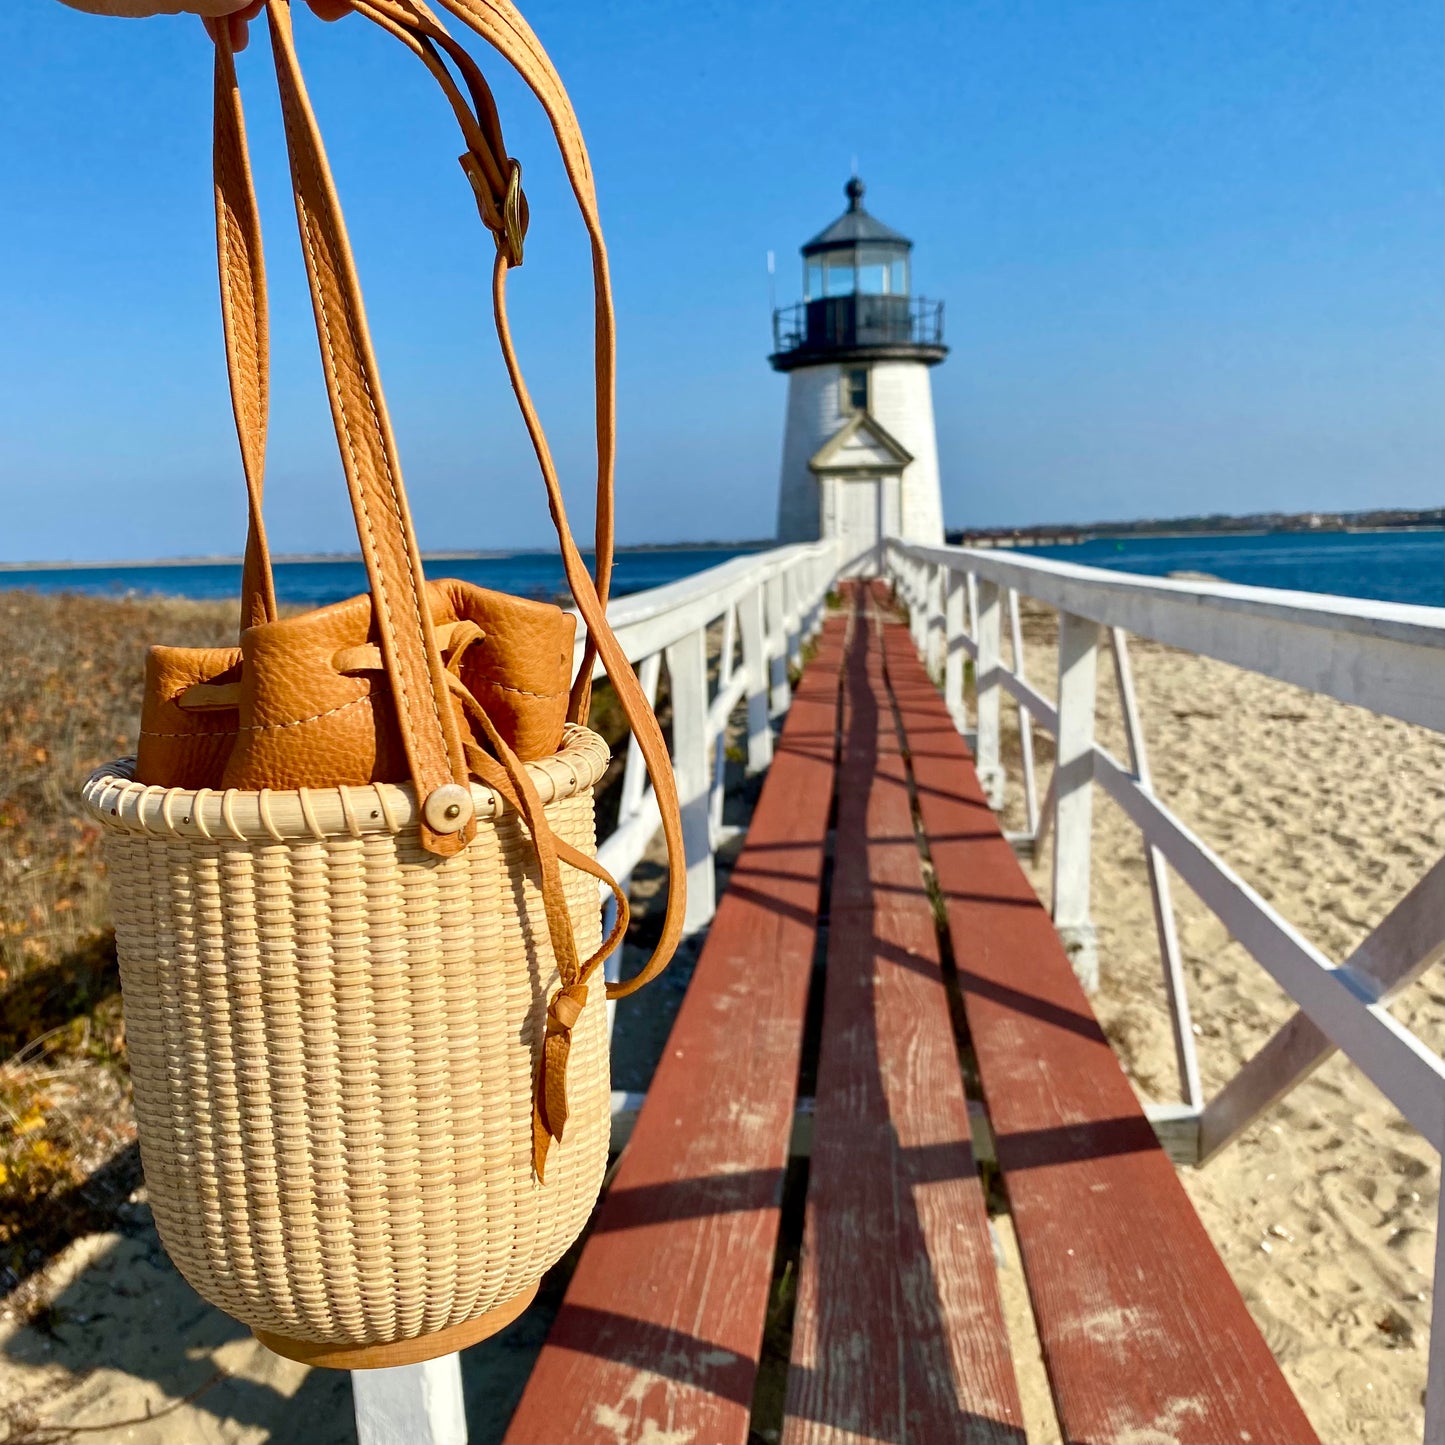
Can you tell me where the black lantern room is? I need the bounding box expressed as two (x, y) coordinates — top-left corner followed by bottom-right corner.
(770, 178), (947, 371)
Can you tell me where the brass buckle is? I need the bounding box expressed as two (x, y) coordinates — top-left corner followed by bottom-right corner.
(460, 153), (526, 266)
(499, 158), (525, 266)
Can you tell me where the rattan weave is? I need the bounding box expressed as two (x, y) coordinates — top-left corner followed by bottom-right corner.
(81, 725), (612, 1346)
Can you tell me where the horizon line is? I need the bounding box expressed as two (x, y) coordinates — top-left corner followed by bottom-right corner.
(1, 506), (1439, 572)
(0, 540), (773, 573)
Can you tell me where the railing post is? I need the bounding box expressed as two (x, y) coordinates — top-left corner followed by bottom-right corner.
(766, 573), (791, 715)
(352, 1358), (467, 1445)
(1053, 610), (1100, 992)
(785, 565), (803, 670)
(1111, 626), (1201, 1108)
(910, 558), (928, 654)
(710, 606), (738, 840)
(605, 651), (661, 1038)
(665, 627), (716, 933)
(926, 563), (946, 681)
(740, 583), (772, 774)
(799, 557), (816, 639)
(811, 553), (827, 635)
(943, 568), (968, 734)
(974, 579), (1005, 809)
(1426, 1185), (1444, 1445)
(1007, 588), (1039, 837)
(617, 652), (662, 824)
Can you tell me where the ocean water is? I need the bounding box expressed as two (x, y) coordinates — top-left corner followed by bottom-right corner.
(1015, 528), (1444, 607)
(0, 547), (761, 608)
(1, 530), (1439, 608)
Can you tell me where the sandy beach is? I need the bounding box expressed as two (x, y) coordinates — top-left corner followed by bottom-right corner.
(0, 592), (1438, 1443)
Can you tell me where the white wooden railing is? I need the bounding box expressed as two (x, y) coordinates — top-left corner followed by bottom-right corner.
(352, 539), (841, 1445)
(587, 540), (841, 997)
(883, 536), (1445, 1445)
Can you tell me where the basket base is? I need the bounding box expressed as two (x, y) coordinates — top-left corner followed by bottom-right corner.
(253, 1280), (540, 1370)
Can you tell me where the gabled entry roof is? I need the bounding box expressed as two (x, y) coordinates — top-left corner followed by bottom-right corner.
(808, 412), (914, 475)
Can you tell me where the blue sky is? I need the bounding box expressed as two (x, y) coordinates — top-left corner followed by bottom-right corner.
(0, 0), (1439, 561)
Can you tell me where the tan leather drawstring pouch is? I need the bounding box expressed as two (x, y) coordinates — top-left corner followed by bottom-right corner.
(71, 0), (685, 1368)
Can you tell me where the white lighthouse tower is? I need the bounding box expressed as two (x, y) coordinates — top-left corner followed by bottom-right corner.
(772, 177), (947, 572)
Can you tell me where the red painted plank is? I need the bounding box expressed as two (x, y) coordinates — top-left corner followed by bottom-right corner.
(881, 620), (1319, 1445)
(783, 600), (1024, 1445)
(504, 620), (845, 1445)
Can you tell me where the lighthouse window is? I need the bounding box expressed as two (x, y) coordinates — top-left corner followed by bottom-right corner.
(857, 261), (887, 294)
(890, 257), (908, 295)
(805, 257), (824, 300)
(844, 368), (869, 413)
(824, 257), (856, 297)
(854, 245), (888, 294)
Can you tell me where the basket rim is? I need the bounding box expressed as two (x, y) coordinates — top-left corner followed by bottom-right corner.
(81, 723), (609, 842)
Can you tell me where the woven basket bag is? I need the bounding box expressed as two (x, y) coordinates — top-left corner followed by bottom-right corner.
(70, 0), (686, 1369)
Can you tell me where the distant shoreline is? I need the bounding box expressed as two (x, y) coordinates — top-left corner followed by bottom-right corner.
(1, 526), (1440, 572)
(0, 540), (771, 573)
(1018, 524), (1444, 544)
(949, 505), (1442, 549)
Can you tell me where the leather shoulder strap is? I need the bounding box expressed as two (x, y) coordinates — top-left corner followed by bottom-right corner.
(212, 27), (276, 633)
(388, 0), (683, 993)
(210, 0), (686, 980)
(266, 0), (474, 856)
(355, 0), (616, 720)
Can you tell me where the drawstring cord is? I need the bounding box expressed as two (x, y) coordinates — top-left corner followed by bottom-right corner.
(441, 624), (629, 1180)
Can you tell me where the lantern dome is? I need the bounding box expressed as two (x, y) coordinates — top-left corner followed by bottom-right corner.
(771, 178), (945, 371)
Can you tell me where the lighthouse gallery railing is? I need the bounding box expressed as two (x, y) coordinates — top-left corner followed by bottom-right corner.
(771, 294), (945, 355)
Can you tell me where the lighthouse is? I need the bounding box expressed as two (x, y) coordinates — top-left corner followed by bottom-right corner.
(771, 177), (947, 573)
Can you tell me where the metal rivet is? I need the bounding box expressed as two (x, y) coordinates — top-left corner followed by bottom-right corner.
(423, 783), (474, 834)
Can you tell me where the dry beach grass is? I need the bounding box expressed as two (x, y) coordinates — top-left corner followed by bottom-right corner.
(0, 589), (1437, 1442)
(0, 593), (239, 1312)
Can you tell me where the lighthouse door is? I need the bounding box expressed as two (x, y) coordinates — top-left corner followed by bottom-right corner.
(836, 475), (882, 575)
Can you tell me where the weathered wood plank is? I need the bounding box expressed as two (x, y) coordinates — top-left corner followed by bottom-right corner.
(783, 598), (1024, 1445)
(881, 620), (1320, 1445)
(504, 621), (846, 1445)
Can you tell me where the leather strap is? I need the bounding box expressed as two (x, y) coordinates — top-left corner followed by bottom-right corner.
(444, 617), (629, 1177)
(201, 0), (688, 1174)
(79, 0), (688, 1179)
(212, 28), (276, 631)
(358, 0), (682, 997)
(210, 0), (683, 983)
(397, 0), (617, 720)
(266, 0), (474, 856)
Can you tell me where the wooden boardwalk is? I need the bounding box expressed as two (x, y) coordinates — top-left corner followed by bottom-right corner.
(507, 586), (1317, 1445)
